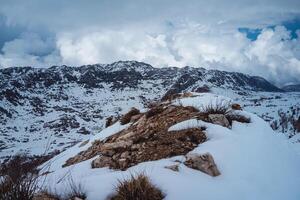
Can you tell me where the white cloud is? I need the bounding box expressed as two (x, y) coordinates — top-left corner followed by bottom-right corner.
(0, 32), (60, 67)
(49, 24), (300, 85)
(0, 0), (300, 85)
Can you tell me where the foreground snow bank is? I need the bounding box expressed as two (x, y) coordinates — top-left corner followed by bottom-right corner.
(40, 93), (300, 200)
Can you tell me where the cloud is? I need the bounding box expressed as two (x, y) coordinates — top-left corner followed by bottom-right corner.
(0, 32), (60, 67)
(0, 0), (299, 85)
(51, 24), (300, 85)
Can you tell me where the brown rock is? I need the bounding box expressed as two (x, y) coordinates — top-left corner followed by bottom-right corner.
(102, 140), (133, 150)
(120, 151), (130, 159)
(184, 153), (220, 177)
(231, 103), (242, 110)
(120, 107), (140, 125)
(91, 156), (115, 168)
(130, 114), (143, 123)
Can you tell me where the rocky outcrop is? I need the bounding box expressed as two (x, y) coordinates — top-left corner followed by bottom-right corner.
(62, 96), (252, 171)
(63, 104), (207, 170)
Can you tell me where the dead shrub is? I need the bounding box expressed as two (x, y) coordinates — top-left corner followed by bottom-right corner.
(110, 174), (165, 200)
(201, 102), (230, 115)
(0, 154), (56, 200)
(120, 108), (140, 125)
(0, 173), (38, 200)
(40, 177), (86, 200)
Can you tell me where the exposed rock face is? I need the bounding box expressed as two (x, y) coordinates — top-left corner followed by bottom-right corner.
(184, 153), (220, 177)
(63, 104), (207, 170)
(208, 114), (230, 127)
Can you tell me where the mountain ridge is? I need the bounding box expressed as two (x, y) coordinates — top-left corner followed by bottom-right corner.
(0, 60), (282, 92)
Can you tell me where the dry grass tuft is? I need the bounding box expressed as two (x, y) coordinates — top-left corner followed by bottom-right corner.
(201, 102), (230, 115)
(0, 154), (57, 200)
(110, 174), (165, 200)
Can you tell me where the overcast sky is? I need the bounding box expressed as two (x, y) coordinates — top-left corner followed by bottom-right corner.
(0, 0), (300, 86)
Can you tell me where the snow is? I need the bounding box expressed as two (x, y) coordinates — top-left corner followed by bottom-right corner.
(39, 94), (300, 200)
(173, 92), (232, 111)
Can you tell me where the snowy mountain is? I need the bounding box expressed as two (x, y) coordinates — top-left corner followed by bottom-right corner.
(282, 84), (300, 92)
(0, 61), (299, 161)
(38, 93), (300, 200)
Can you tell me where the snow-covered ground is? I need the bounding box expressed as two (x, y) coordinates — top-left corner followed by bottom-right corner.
(39, 93), (300, 200)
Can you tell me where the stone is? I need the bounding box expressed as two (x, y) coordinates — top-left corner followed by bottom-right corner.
(231, 103), (242, 110)
(120, 151), (130, 159)
(120, 107), (140, 125)
(164, 164), (179, 172)
(184, 153), (220, 177)
(208, 114), (230, 127)
(91, 156), (114, 168)
(130, 114), (143, 123)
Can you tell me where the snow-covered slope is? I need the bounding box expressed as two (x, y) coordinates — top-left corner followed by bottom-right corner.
(0, 61), (299, 161)
(39, 93), (300, 200)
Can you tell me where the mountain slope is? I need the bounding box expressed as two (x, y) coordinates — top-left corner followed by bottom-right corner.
(282, 84), (300, 92)
(0, 61), (293, 160)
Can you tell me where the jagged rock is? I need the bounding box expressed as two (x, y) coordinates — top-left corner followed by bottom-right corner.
(208, 114), (230, 127)
(120, 107), (140, 125)
(164, 164), (179, 172)
(184, 153), (220, 177)
(231, 103), (242, 110)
